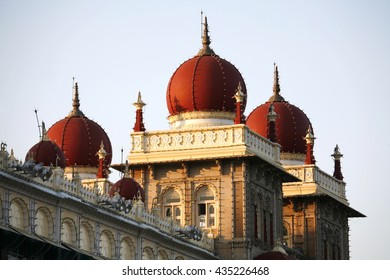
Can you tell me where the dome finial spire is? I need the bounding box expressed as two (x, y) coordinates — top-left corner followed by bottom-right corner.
(331, 144), (344, 180)
(197, 16), (215, 56)
(267, 103), (277, 142)
(304, 125), (316, 164)
(96, 141), (108, 179)
(233, 82), (246, 124)
(68, 79), (84, 117)
(133, 91), (146, 132)
(41, 121), (49, 141)
(268, 63), (285, 102)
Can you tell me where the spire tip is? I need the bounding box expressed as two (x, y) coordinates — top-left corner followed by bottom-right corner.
(268, 63), (285, 102)
(197, 15), (215, 56)
(68, 80), (84, 117)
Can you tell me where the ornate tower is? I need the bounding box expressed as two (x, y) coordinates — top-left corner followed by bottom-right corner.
(116, 18), (296, 260)
(247, 65), (364, 259)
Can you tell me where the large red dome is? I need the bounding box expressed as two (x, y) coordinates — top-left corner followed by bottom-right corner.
(167, 55), (247, 115)
(47, 83), (112, 168)
(246, 66), (313, 158)
(166, 18), (246, 118)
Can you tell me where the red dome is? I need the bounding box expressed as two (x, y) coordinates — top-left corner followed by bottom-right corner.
(26, 139), (66, 168)
(47, 82), (112, 168)
(167, 55), (247, 115)
(109, 177), (145, 202)
(246, 65), (313, 157)
(47, 116), (112, 168)
(166, 17), (246, 116)
(254, 251), (293, 260)
(247, 101), (312, 155)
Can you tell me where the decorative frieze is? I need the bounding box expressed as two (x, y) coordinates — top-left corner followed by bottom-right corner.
(129, 125), (280, 165)
(283, 165), (347, 204)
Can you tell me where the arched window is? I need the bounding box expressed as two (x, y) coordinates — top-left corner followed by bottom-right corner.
(120, 238), (136, 260)
(142, 247), (154, 260)
(100, 230), (115, 259)
(61, 218), (77, 246)
(35, 207), (53, 238)
(197, 187), (216, 228)
(80, 222), (94, 253)
(163, 189), (182, 225)
(9, 199), (28, 231)
(158, 250), (169, 260)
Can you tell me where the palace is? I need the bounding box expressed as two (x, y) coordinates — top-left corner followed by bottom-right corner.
(0, 18), (364, 260)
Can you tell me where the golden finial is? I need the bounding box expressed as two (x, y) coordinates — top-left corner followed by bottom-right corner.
(41, 121), (49, 141)
(332, 144), (343, 160)
(268, 63), (285, 102)
(233, 82), (245, 103)
(68, 80), (84, 117)
(133, 91), (146, 110)
(304, 125), (316, 144)
(267, 103), (277, 122)
(96, 141), (107, 160)
(197, 16), (215, 56)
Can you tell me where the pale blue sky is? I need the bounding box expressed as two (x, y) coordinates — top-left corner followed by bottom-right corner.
(1, 0), (389, 259)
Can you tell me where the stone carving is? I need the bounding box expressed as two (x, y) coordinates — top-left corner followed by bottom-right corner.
(285, 165), (346, 200)
(130, 126), (279, 163)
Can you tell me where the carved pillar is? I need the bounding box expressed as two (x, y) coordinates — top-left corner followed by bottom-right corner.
(95, 223), (101, 256)
(3, 190), (10, 225)
(116, 231), (121, 259)
(29, 199), (36, 234)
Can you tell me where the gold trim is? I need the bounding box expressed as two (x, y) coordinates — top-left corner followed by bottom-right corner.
(168, 111), (235, 123)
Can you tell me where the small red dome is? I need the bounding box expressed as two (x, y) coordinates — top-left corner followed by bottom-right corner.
(166, 17), (246, 117)
(109, 177), (145, 202)
(246, 65), (313, 157)
(246, 101), (312, 155)
(167, 55), (247, 115)
(254, 251), (292, 260)
(26, 139), (66, 168)
(47, 82), (112, 168)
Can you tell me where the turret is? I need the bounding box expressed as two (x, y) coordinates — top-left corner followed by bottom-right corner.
(304, 126), (316, 165)
(133, 91), (146, 132)
(332, 144), (343, 180)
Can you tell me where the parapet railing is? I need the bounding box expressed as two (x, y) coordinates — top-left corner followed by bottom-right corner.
(130, 125), (280, 163)
(284, 165), (346, 199)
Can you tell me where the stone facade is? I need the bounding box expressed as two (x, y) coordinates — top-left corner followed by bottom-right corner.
(123, 124), (295, 260)
(0, 145), (215, 260)
(282, 165), (362, 259)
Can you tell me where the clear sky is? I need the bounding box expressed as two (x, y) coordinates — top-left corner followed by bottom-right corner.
(1, 0), (389, 259)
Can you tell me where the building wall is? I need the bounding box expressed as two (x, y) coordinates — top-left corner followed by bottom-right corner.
(130, 157), (284, 260)
(283, 198), (350, 259)
(0, 169), (216, 260)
